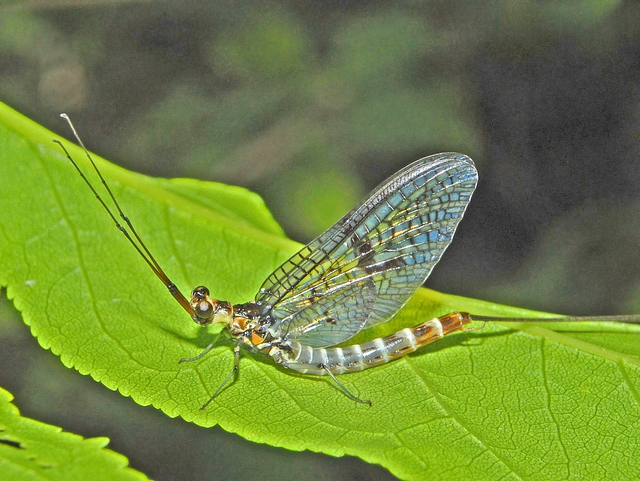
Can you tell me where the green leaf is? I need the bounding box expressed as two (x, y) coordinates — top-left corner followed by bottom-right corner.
(0, 386), (147, 480)
(1, 102), (640, 480)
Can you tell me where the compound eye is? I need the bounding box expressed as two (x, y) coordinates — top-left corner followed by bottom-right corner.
(192, 286), (210, 299)
(195, 300), (214, 321)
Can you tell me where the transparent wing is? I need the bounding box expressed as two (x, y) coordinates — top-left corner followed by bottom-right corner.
(280, 279), (377, 348)
(256, 153), (478, 345)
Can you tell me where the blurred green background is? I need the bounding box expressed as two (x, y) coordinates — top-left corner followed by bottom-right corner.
(1, 1), (640, 480)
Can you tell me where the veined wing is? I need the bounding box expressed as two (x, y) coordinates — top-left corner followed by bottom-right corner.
(256, 153), (478, 346)
(278, 278), (377, 348)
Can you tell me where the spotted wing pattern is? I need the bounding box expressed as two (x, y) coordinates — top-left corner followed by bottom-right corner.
(257, 153), (478, 348)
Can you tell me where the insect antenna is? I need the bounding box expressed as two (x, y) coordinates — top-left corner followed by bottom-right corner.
(54, 113), (197, 321)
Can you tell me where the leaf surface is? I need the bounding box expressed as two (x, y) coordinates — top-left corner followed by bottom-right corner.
(1, 103), (639, 480)
(0, 386), (147, 480)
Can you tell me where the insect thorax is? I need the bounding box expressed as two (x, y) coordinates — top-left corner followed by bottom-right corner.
(229, 302), (278, 350)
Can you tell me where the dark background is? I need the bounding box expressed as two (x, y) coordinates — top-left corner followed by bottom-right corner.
(1, 1), (640, 480)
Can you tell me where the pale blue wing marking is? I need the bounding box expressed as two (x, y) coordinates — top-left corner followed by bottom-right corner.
(256, 153), (478, 341)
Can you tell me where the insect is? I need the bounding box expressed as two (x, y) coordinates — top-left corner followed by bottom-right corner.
(55, 114), (640, 408)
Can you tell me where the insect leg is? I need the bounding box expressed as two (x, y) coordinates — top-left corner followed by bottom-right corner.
(199, 338), (243, 410)
(320, 365), (372, 406)
(179, 342), (215, 363)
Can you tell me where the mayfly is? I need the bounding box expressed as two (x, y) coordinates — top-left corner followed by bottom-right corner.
(55, 114), (640, 408)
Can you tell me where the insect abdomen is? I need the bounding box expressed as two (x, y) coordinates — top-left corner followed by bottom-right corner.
(282, 312), (471, 375)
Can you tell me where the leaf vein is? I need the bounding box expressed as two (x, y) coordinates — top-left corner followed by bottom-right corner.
(406, 357), (525, 480)
(540, 338), (571, 476)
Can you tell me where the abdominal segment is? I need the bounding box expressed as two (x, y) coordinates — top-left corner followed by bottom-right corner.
(281, 312), (471, 375)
